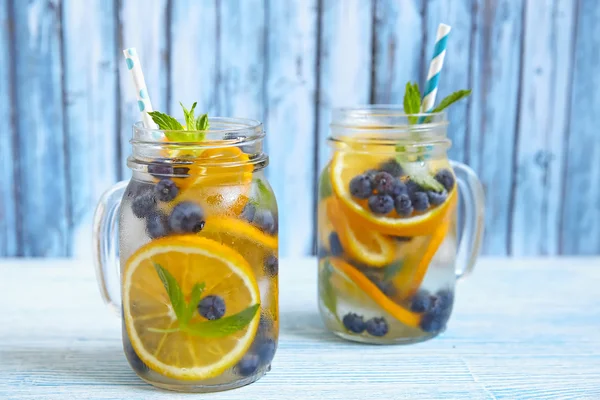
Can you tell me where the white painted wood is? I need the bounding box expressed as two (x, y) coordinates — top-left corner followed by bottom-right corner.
(1, 258), (599, 399)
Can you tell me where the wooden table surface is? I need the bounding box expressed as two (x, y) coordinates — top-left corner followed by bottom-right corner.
(1, 258), (599, 399)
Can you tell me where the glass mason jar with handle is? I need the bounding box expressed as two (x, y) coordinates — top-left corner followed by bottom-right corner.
(93, 118), (278, 392)
(317, 106), (484, 344)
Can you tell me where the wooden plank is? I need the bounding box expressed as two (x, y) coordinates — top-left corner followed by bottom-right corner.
(218, 0), (266, 120)
(561, 0), (600, 255)
(11, 0), (69, 256)
(1, 258), (600, 398)
(467, 0), (524, 255)
(169, 0), (218, 117)
(265, 0), (318, 256)
(0, 0), (18, 256)
(372, 0), (425, 104)
(510, 0), (576, 256)
(424, 0), (472, 164)
(62, 0), (119, 257)
(316, 0), (373, 173)
(119, 0), (170, 179)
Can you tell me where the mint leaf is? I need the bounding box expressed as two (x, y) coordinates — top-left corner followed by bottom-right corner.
(195, 113), (209, 131)
(423, 89), (472, 123)
(403, 82), (421, 124)
(148, 111), (184, 131)
(183, 304), (260, 338)
(167, 131), (205, 142)
(181, 282), (205, 326)
(180, 102), (197, 130)
(383, 260), (403, 281)
(401, 162), (445, 192)
(320, 261), (340, 323)
(153, 263), (186, 320)
(255, 179), (277, 209)
(318, 165), (333, 199)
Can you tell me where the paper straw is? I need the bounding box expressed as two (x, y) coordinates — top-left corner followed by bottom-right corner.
(122, 48), (158, 129)
(421, 23), (451, 114)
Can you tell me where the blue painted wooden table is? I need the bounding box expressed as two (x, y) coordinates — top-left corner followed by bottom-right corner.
(1, 258), (599, 399)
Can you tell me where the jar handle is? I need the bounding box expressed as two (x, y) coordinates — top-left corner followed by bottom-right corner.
(92, 180), (128, 316)
(451, 161), (485, 280)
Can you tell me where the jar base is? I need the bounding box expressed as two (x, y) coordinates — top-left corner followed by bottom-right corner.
(139, 369), (268, 393)
(332, 329), (443, 345)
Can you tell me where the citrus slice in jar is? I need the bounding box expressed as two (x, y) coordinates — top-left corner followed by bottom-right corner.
(327, 257), (421, 328)
(123, 236), (260, 380)
(325, 196), (396, 267)
(330, 151), (457, 236)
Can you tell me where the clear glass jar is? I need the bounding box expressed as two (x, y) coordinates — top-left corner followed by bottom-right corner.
(317, 106), (484, 344)
(93, 118), (278, 392)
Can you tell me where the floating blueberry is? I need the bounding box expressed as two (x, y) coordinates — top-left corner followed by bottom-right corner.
(366, 317), (389, 337)
(131, 192), (156, 218)
(410, 290), (432, 313)
(198, 295), (226, 320)
(154, 179), (179, 202)
(124, 338), (149, 373)
(253, 209), (277, 235)
(427, 190), (448, 206)
(373, 279), (396, 297)
(394, 194), (413, 216)
(405, 179), (424, 196)
(411, 192), (430, 211)
(342, 313), (366, 334)
(368, 194), (394, 215)
(145, 212), (169, 239)
(236, 353), (260, 376)
(435, 169), (455, 192)
(379, 159), (404, 177)
(317, 246), (329, 258)
(255, 338), (277, 365)
(257, 315), (274, 339)
(148, 162), (190, 177)
(419, 289), (454, 333)
(389, 179), (408, 197)
(365, 169), (378, 181)
(329, 232), (344, 257)
(168, 201), (205, 233)
(241, 202), (257, 223)
(349, 174), (373, 199)
(265, 255), (278, 277)
(372, 172), (395, 194)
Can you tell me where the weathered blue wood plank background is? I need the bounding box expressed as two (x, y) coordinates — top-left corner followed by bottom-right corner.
(0, 0), (598, 258)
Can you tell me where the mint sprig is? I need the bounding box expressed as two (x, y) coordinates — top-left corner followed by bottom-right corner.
(403, 82), (421, 124)
(382, 260), (404, 281)
(150, 263), (259, 337)
(320, 260), (340, 324)
(148, 102), (210, 142)
(423, 89), (472, 122)
(148, 111), (183, 131)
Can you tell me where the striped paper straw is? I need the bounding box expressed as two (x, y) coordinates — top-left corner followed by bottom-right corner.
(421, 23), (451, 114)
(122, 48), (158, 129)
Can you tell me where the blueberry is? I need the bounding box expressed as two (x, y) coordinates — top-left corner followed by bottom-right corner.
(154, 179), (179, 202)
(236, 353), (260, 376)
(365, 169), (378, 181)
(379, 159), (404, 177)
(389, 179), (408, 197)
(124, 338), (148, 373)
(435, 289), (454, 311)
(427, 190), (448, 206)
(410, 290), (432, 313)
(405, 179), (424, 196)
(198, 295), (226, 320)
(257, 315), (274, 338)
(368, 194), (394, 215)
(349, 174), (373, 199)
(241, 202), (257, 223)
(255, 338), (277, 365)
(253, 209), (277, 235)
(265, 255), (278, 277)
(317, 246), (329, 258)
(145, 212), (169, 239)
(366, 317), (389, 337)
(419, 289), (454, 333)
(148, 162), (189, 177)
(168, 201), (205, 233)
(394, 194), (413, 216)
(373, 279), (396, 297)
(131, 192), (156, 218)
(435, 169), (455, 192)
(329, 232), (343, 257)
(411, 192), (430, 211)
(393, 236), (413, 242)
(372, 172), (395, 194)
(342, 313), (366, 334)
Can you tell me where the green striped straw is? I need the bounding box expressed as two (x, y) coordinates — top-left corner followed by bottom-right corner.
(419, 23), (451, 122)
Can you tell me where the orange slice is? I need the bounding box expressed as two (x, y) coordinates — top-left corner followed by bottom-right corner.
(325, 196), (396, 267)
(123, 236), (260, 380)
(330, 151), (456, 236)
(328, 257), (421, 328)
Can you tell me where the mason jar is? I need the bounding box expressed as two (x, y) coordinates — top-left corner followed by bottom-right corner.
(93, 118), (278, 392)
(317, 106), (484, 344)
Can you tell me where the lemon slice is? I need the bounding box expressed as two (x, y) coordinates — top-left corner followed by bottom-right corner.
(330, 151), (457, 236)
(123, 236), (260, 380)
(325, 196), (396, 267)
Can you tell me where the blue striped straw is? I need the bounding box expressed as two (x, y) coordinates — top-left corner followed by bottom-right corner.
(122, 47), (159, 129)
(419, 23), (451, 121)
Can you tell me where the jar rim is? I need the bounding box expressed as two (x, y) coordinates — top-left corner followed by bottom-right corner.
(331, 105), (448, 132)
